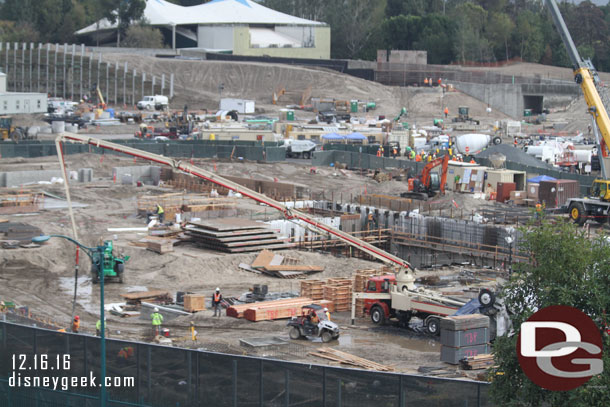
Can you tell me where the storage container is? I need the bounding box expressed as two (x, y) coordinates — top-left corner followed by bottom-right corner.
(539, 179), (580, 208)
(527, 183), (539, 200)
(496, 182), (516, 203)
(184, 294), (206, 312)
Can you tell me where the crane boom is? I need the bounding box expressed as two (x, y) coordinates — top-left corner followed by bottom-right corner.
(55, 133), (414, 275)
(545, 0), (610, 177)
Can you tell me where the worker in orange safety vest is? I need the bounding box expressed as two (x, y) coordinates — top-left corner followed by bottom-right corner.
(213, 288), (223, 317)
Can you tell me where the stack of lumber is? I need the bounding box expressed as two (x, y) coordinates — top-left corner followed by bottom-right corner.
(309, 348), (393, 372)
(184, 219), (293, 253)
(248, 249), (324, 278)
(459, 354), (495, 370)
(226, 297), (314, 321)
(300, 280), (325, 300)
(120, 290), (172, 306)
(324, 279), (352, 312)
(146, 239), (174, 254)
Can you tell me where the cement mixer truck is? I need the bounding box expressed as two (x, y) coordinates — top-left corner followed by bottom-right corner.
(455, 133), (502, 155)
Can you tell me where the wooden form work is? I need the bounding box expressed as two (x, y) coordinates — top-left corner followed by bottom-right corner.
(137, 192), (236, 219)
(0, 192), (44, 214)
(309, 348), (394, 372)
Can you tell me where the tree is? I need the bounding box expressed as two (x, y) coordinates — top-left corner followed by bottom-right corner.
(121, 24), (165, 48)
(101, 0), (146, 46)
(491, 219), (610, 407)
(0, 21), (40, 43)
(487, 12), (514, 61)
(513, 10), (545, 62)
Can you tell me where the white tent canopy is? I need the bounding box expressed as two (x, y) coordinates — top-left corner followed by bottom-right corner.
(76, 0), (324, 35)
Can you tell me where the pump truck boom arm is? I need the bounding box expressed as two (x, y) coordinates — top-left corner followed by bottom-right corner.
(55, 133), (413, 272)
(546, 0), (610, 174)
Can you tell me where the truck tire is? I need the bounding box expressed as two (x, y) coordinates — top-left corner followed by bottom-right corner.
(321, 331), (333, 343)
(568, 202), (587, 226)
(492, 136), (502, 145)
(304, 151), (311, 159)
(425, 317), (440, 335)
(289, 327), (302, 340)
(478, 289), (495, 307)
(370, 306), (386, 325)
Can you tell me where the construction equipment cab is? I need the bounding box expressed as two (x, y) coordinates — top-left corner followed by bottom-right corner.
(137, 95), (169, 111)
(401, 154), (449, 200)
(452, 106), (480, 125)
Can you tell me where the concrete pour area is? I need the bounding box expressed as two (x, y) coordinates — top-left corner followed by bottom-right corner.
(0, 152), (514, 379)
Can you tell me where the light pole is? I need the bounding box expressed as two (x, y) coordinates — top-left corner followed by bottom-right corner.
(33, 235), (107, 407)
(505, 227), (515, 274)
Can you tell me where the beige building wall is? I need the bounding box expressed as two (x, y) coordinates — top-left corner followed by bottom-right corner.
(233, 26), (331, 59)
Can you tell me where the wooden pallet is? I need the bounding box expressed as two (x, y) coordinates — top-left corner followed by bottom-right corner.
(459, 354), (495, 370)
(227, 297), (313, 319)
(309, 348), (393, 372)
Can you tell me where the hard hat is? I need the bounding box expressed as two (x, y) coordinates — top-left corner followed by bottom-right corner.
(324, 308), (328, 312)
(215, 287), (220, 291)
(74, 316), (80, 320)
(154, 307), (159, 312)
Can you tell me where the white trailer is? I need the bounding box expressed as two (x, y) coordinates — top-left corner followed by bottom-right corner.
(220, 98), (255, 114)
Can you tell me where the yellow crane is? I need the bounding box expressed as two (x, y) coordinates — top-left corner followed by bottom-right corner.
(546, 0), (610, 223)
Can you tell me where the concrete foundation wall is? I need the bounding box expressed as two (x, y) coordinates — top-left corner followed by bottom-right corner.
(453, 81), (580, 119)
(0, 168), (93, 187)
(113, 166), (161, 185)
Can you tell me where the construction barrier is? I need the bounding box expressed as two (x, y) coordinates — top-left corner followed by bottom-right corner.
(0, 140), (285, 162)
(0, 319), (492, 406)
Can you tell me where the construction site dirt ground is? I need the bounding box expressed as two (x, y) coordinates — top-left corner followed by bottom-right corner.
(0, 152), (509, 377)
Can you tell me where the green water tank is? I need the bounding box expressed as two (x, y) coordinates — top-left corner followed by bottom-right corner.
(350, 100), (358, 113)
(524, 109), (532, 117)
(286, 110), (295, 121)
(366, 102), (376, 110)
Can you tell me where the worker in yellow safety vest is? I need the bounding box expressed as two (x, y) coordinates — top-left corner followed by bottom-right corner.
(213, 288), (223, 317)
(156, 204), (165, 224)
(96, 317), (107, 337)
(151, 307), (164, 336)
(324, 308), (331, 321)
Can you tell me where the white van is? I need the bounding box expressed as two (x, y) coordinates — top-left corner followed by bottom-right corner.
(137, 95), (169, 111)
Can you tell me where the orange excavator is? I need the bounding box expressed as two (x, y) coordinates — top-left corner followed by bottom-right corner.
(401, 154), (450, 201)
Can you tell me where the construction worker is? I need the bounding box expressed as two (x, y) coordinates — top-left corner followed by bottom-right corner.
(470, 158), (476, 164)
(444, 107), (449, 118)
(117, 346), (134, 363)
(151, 307), (164, 336)
(96, 317), (107, 336)
(311, 310), (320, 324)
(324, 307), (331, 320)
(409, 149), (416, 160)
(415, 153), (421, 162)
(427, 154), (433, 162)
(424, 77), (428, 86)
(72, 315), (80, 333)
(212, 288), (223, 317)
(156, 204), (165, 224)
(367, 212), (375, 231)
(392, 146), (398, 158)
(376, 148), (382, 157)
(429, 78), (433, 87)
(437, 78), (442, 86)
